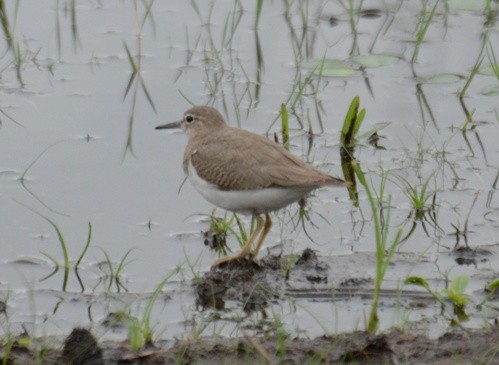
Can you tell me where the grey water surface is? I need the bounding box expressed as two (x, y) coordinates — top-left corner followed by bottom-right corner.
(0, 0), (497, 341)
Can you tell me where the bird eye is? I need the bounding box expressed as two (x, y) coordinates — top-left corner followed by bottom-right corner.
(185, 115), (194, 123)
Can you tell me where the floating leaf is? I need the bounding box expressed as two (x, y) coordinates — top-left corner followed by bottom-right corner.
(426, 73), (463, 84)
(301, 59), (357, 77)
(318, 67), (357, 77)
(351, 55), (398, 68)
(359, 9), (382, 18)
(358, 121), (391, 141)
(482, 86), (499, 96)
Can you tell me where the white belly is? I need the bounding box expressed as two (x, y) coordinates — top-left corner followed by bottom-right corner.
(187, 161), (312, 214)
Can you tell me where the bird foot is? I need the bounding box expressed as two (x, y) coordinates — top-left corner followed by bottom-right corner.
(212, 252), (256, 268)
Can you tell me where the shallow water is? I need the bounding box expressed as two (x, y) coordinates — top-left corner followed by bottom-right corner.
(0, 0), (497, 342)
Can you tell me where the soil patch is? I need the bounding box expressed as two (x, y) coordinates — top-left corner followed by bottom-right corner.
(196, 248), (331, 312)
(1, 250), (496, 364)
(1, 326), (497, 364)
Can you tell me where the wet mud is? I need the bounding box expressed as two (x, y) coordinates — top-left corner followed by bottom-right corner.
(196, 248), (329, 312)
(1, 249), (497, 364)
(1, 323), (497, 364)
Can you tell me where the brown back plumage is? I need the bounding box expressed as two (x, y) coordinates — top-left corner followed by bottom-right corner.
(180, 107), (346, 191)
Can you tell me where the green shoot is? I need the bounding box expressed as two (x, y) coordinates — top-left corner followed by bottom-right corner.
(13, 41), (24, 87)
(1, 335), (14, 365)
(127, 317), (145, 352)
(353, 163), (403, 333)
(460, 56), (484, 100)
(98, 248), (134, 292)
(486, 278), (499, 295)
(339, 96), (367, 206)
(206, 210), (231, 256)
(404, 276), (444, 306)
(405, 275), (470, 322)
(255, 0), (263, 28)
(206, 210), (249, 254)
(340, 96), (366, 148)
(183, 249), (202, 285)
(21, 206), (90, 291)
(411, 0), (439, 64)
(442, 276), (470, 320)
(127, 269), (179, 350)
(486, 40), (499, 82)
(0, 0), (13, 49)
(122, 0), (157, 158)
(459, 56), (484, 128)
(75, 222), (92, 270)
(141, 276), (168, 345)
(398, 172), (435, 220)
(479, 277), (499, 307)
(281, 103), (290, 150)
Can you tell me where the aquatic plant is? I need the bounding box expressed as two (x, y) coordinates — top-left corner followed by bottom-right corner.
(206, 209), (249, 254)
(98, 248), (135, 293)
(127, 269), (179, 351)
(353, 165), (403, 334)
(405, 275), (471, 322)
(340, 96), (365, 148)
(23, 206), (93, 292)
(122, 0), (157, 157)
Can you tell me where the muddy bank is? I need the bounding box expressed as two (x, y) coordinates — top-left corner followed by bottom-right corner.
(1, 249), (497, 364)
(195, 248), (330, 312)
(1, 325), (498, 364)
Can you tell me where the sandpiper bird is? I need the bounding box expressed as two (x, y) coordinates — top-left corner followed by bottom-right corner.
(156, 106), (346, 266)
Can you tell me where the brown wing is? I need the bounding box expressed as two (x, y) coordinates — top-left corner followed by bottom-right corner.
(188, 127), (344, 191)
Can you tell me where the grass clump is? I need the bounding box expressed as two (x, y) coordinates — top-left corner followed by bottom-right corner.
(205, 209), (250, 256)
(353, 165), (403, 333)
(23, 206), (93, 292)
(127, 269), (179, 351)
(339, 97), (403, 333)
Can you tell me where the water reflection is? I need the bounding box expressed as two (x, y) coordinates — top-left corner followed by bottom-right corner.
(0, 0), (497, 341)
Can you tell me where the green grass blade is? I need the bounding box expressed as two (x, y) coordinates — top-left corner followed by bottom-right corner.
(190, 0), (202, 22)
(0, 107), (23, 127)
(233, 213), (247, 243)
(140, 76), (157, 113)
(281, 103), (290, 150)
(486, 278), (499, 293)
(255, 0), (263, 28)
(75, 222), (92, 269)
(123, 41), (138, 73)
(115, 248), (135, 278)
(460, 56), (484, 99)
(412, 0), (439, 63)
(39, 252), (60, 282)
(23, 206), (71, 271)
(486, 41), (499, 81)
(45, 219), (70, 270)
(140, 0), (156, 28)
(142, 269), (178, 345)
(341, 96), (365, 147)
(0, 0), (13, 49)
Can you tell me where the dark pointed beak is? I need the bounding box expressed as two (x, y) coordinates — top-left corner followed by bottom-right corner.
(155, 121), (181, 130)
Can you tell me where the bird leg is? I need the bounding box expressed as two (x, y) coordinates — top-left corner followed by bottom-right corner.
(213, 214), (264, 266)
(252, 213), (272, 256)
